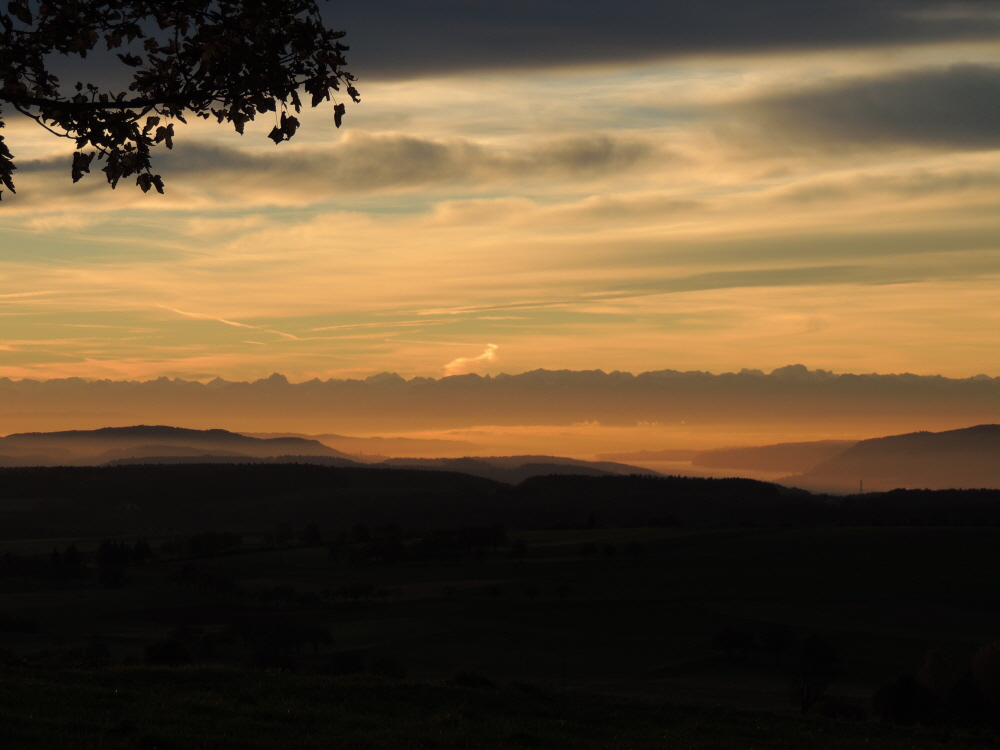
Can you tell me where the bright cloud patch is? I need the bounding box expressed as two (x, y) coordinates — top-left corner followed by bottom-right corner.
(444, 344), (499, 376)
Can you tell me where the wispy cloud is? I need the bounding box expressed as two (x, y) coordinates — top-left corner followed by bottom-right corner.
(160, 306), (301, 341)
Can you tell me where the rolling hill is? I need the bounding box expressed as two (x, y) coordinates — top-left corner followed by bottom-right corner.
(786, 424), (1000, 492)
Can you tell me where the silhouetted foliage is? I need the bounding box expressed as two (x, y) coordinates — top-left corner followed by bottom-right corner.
(0, 0), (358, 197)
(408, 525), (506, 562)
(870, 646), (1000, 729)
(9, 465), (1000, 544)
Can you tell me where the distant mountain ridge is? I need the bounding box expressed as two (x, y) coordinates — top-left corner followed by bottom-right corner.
(380, 456), (658, 484)
(786, 424), (1000, 492)
(0, 425), (350, 465)
(0, 425), (659, 483)
(599, 441), (857, 474)
(692, 440), (857, 473)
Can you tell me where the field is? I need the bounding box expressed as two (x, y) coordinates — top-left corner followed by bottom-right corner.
(3, 466), (1000, 746)
(5, 526), (1000, 702)
(2, 668), (993, 749)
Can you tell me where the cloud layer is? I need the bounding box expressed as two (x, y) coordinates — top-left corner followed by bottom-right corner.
(3, 18), (1000, 386)
(331, 1), (1000, 78)
(748, 64), (1000, 148)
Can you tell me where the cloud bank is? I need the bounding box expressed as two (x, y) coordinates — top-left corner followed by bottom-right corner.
(748, 64), (1000, 149)
(331, 1), (1000, 78)
(1, 367), (1000, 444)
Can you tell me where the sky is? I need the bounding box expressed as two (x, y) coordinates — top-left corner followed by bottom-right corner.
(3, 1), (1000, 384)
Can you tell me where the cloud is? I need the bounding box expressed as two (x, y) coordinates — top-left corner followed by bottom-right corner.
(14, 132), (660, 204)
(745, 64), (1000, 149)
(160, 306), (300, 341)
(444, 344), (498, 376)
(330, 1), (1000, 79)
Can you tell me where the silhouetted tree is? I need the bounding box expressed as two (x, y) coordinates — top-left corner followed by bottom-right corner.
(0, 0), (358, 197)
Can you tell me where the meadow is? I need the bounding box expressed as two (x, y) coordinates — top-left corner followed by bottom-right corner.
(3, 466), (1000, 746)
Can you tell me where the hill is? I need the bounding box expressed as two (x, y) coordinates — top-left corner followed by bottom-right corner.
(787, 424), (1000, 492)
(379, 455), (656, 484)
(0, 425), (662, 483)
(0, 425), (350, 466)
(692, 440), (856, 473)
(601, 441), (856, 476)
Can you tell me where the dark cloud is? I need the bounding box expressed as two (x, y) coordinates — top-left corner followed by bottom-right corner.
(748, 64), (1000, 149)
(328, 1), (1000, 79)
(17, 132), (659, 194)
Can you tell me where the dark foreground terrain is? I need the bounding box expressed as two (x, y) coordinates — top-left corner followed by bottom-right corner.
(3, 668), (993, 750)
(3, 464), (1000, 747)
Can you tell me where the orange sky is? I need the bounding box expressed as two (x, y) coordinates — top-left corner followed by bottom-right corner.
(2, 16), (1000, 393)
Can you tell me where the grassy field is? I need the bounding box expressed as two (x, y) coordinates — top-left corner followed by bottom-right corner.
(4, 525), (1000, 713)
(1, 667), (996, 749)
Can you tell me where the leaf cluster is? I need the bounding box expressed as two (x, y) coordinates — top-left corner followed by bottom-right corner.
(0, 0), (359, 198)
